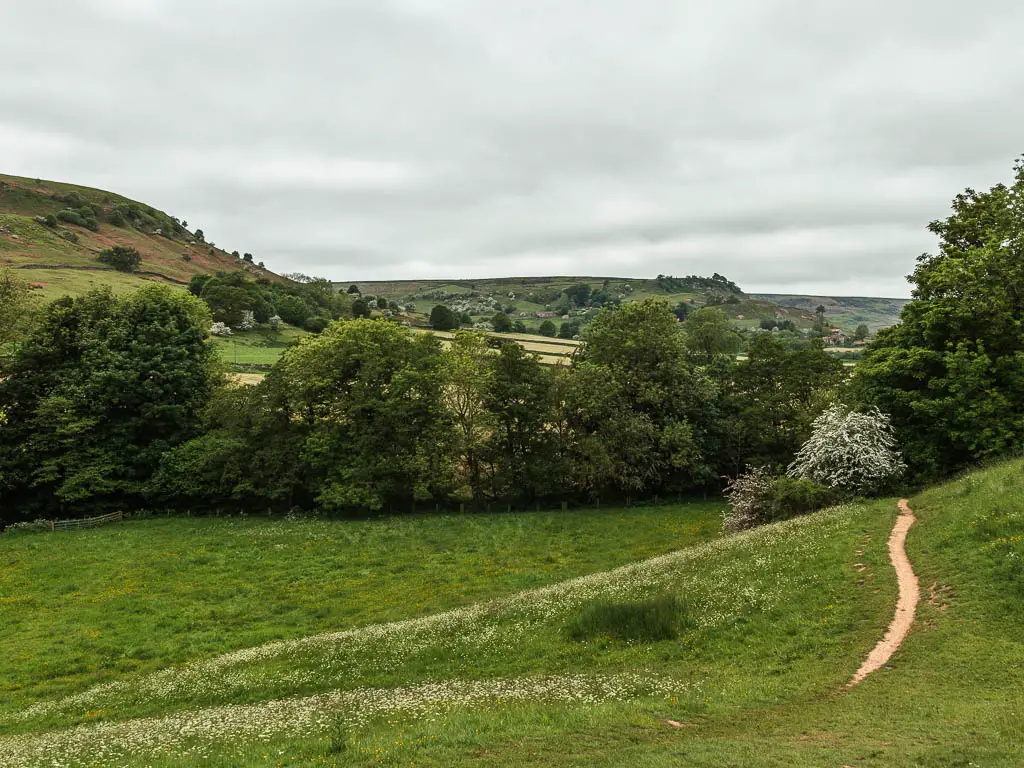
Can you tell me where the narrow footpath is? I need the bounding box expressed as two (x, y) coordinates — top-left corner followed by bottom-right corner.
(848, 499), (919, 687)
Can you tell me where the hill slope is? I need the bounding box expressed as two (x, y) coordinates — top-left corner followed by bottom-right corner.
(0, 173), (281, 300)
(342, 277), (906, 334)
(3, 459), (1021, 765)
(343, 275), (820, 332)
(751, 293), (909, 331)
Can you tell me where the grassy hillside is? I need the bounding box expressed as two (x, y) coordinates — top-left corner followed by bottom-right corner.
(0, 173), (280, 301)
(344, 276), (906, 335)
(2, 459), (1022, 765)
(344, 276), (824, 334)
(751, 294), (909, 331)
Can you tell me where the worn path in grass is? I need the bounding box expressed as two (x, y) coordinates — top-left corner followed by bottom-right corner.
(848, 498), (918, 687)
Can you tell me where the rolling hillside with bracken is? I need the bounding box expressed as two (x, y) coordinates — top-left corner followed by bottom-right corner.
(0, 173), (283, 300)
(341, 275), (905, 335)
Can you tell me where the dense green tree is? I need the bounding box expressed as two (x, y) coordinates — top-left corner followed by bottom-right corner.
(538, 320), (557, 337)
(856, 158), (1024, 474)
(152, 374), (305, 511)
(854, 324), (870, 341)
(188, 273), (212, 297)
(198, 272), (274, 326)
(722, 335), (846, 475)
(558, 320), (581, 339)
(97, 246), (142, 273)
(350, 298), (372, 319)
(0, 286), (219, 521)
(446, 331), (496, 502)
(566, 299), (718, 495)
(347, 284), (361, 294)
(565, 283), (592, 306)
(277, 294), (313, 326)
(482, 343), (565, 501)
(492, 312), (512, 332)
(277, 319), (456, 511)
(0, 270), (37, 354)
(682, 307), (738, 364)
(813, 305), (827, 335)
(512, 320), (528, 333)
(429, 304), (460, 331)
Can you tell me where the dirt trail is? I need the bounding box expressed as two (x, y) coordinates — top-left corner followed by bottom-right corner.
(848, 499), (919, 687)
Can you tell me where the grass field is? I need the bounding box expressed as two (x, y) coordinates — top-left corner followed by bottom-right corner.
(2, 461), (1022, 766)
(211, 325), (308, 366)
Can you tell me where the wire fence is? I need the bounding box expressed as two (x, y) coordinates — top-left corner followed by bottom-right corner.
(48, 511), (124, 532)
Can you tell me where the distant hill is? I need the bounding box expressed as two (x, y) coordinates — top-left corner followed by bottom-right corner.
(750, 294), (909, 331)
(0, 173), (283, 300)
(338, 276), (833, 334)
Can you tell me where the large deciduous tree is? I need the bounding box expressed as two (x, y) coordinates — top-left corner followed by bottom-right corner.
(0, 269), (37, 355)
(566, 299), (718, 496)
(0, 286), (220, 521)
(722, 334), (846, 475)
(430, 304), (460, 331)
(856, 158), (1024, 475)
(482, 342), (565, 502)
(278, 319), (456, 512)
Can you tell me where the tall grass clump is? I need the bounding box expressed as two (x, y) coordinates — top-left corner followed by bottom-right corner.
(567, 594), (689, 642)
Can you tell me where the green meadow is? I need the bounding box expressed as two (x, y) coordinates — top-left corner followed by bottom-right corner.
(2, 462), (1022, 766)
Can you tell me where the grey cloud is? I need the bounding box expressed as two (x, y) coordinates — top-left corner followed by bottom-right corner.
(4, 0), (1024, 297)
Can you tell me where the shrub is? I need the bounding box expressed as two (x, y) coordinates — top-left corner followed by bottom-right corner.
(60, 230), (79, 244)
(724, 468), (837, 532)
(108, 210), (126, 227)
(209, 322), (232, 336)
(97, 245), (142, 272)
(304, 315), (329, 333)
(3, 519), (51, 535)
(429, 304), (459, 331)
(567, 594), (689, 642)
(788, 405), (906, 494)
(57, 207), (99, 231)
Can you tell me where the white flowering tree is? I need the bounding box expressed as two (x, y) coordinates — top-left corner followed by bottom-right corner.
(236, 310), (257, 331)
(723, 466), (776, 532)
(787, 405), (906, 494)
(209, 321), (232, 336)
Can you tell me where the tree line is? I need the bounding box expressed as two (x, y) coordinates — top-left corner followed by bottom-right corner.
(2, 157), (1023, 524)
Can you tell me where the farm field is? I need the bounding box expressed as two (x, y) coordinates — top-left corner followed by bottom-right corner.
(3, 459), (1022, 766)
(414, 327), (580, 365)
(211, 324), (308, 367)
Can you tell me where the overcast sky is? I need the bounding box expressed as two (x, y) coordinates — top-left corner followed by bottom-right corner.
(4, 0), (1023, 296)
